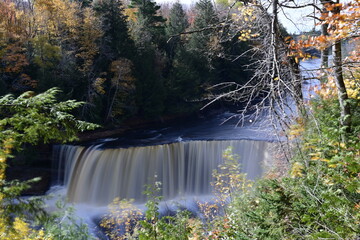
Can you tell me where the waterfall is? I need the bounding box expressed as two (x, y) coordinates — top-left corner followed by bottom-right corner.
(53, 140), (272, 206)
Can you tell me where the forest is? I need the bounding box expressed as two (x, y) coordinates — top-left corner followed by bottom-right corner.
(0, 0), (253, 125)
(0, 0), (360, 239)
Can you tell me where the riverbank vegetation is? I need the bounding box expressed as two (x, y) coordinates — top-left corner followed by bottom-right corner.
(101, 78), (360, 239)
(1, 0), (360, 239)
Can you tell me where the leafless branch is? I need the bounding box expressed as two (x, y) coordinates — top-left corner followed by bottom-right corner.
(167, 23), (226, 43)
(199, 1), (309, 161)
(279, 3), (322, 12)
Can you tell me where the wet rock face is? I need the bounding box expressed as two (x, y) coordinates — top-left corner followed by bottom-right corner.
(6, 144), (53, 196)
(6, 167), (52, 195)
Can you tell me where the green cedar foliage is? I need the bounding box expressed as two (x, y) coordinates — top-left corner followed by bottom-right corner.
(0, 88), (98, 238)
(0, 88), (99, 149)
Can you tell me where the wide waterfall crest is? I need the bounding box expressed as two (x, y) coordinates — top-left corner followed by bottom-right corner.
(54, 140), (271, 206)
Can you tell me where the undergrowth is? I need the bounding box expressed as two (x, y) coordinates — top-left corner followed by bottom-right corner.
(101, 94), (360, 240)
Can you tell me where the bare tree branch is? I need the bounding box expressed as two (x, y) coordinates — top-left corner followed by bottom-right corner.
(279, 3), (322, 12)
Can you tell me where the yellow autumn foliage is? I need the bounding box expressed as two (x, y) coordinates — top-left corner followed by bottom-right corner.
(290, 162), (304, 178)
(230, 5), (258, 41)
(34, 0), (80, 39)
(345, 77), (360, 100)
(0, 139), (51, 240)
(124, 8), (138, 22)
(315, 73), (360, 100)
(0, 217), (51, 240)
(100, 198), (143, 240)
(93, 77), (107, 95)
(75, 7), (103, 73)
(288, 117), (305, 140)
(0, 138), (14, 181)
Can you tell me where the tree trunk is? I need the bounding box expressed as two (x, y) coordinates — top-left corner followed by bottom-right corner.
(321, 23), (330, 68)
(331, 1), (351, 135)
(333, 40), (351, 133)
(271, 0), (279, 80)
(320, 0), (331, 68)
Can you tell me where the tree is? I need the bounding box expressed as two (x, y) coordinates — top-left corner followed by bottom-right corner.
(75, 7), (103, 75)
(166, 2), (189, 41)
(166, 2), (189, 59)
(188, 0), (219, 54)
(126, 0), (168, 117)
(134, 49), (166, 117)
(165, 48), (210, 113)
(83, 0), (137, 123)
(0, 0), (34, 93)
(329, 1), (351, 134)
(129, 0), (166, 47)
(320, 0), (331, 68)
(106, 58), (137, 121)
(94, 0), (135, 60)
(29, 0), (83, 93)
(0, 88), (98, 236)
(164, 0), (253, 113)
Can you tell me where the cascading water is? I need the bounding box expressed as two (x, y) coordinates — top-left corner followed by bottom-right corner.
(53, 140), (272, 206)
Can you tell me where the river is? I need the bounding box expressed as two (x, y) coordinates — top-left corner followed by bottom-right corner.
(47, 58), (321, 238)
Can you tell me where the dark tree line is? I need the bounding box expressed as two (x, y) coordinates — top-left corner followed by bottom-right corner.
(0, 0), (253, 126)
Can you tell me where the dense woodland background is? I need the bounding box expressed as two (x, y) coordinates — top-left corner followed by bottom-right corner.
(0, 0), (255, 126)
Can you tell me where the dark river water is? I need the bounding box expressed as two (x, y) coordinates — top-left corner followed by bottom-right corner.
(91, 58), (321, 149)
